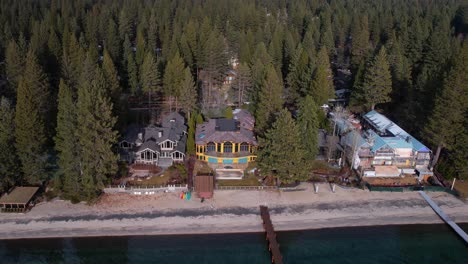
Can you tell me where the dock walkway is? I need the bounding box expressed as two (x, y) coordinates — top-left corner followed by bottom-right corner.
(418, 191), (468, 243)
(260, 206), (283, 264)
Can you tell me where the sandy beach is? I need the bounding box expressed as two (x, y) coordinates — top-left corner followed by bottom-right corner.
(1, 183), (467, 240)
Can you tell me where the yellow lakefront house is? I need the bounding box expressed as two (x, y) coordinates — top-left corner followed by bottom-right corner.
(195, 109), (257, 179)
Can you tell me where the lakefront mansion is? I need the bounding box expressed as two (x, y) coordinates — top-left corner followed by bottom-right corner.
(195, 109), (257, 179)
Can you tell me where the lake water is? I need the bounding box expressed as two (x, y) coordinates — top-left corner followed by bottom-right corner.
(0, 224), (467, 264)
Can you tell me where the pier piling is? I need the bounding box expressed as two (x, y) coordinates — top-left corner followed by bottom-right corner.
(260, 206), (283, 264)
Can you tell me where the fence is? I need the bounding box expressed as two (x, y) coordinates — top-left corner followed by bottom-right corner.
(366, 183), (459, 196)
(215, 185), (306, 191)
(215, 185), (277, 190)
(104, 184), (188, 194)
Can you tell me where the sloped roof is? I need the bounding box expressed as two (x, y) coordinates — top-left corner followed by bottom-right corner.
(138, 138), (160, 153)
(366, 130), (388, 152)
(233, 109), (255, 131)
(0, 187), (39, 205)
(136, 112), (187, 153)
(196, 119), (257, 145)
(364, 110), (431, 153)
(340, 129), (369, 149)
(382, 137), (413, 149)
(121, 124), (142, 143)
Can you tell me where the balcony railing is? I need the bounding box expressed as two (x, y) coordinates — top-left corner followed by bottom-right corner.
(204, 151), (254, 158)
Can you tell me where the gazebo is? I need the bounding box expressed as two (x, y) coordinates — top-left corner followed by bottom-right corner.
(0, 187), (39, 212)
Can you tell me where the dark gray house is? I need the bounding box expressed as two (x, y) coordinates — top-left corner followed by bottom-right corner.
(119, 112), (187, 167)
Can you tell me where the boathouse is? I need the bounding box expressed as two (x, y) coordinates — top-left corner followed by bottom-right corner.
(0, 187), (39, 213)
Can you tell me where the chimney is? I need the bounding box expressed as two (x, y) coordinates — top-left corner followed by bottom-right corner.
(158, 131), (162, 138)
(138, 133), (143, 140)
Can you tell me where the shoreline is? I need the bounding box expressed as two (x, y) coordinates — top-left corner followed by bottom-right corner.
(1, 216), (467, 241)
(1, 183), (467, 241)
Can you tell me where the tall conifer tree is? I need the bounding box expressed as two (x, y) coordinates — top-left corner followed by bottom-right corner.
(179, 67), (197, 119)
(258, 109), (308, 185)
(163, 52), (185, 110)
(356, 46), (392, 110)
(297, 96), (319, 160)
(424, 42), (468, 179)
(55, 79), (81, 198)
(255, 65), (284, 134)
(5, 40), (24, 97)
(76, 66), (118, 200)
(0, 97), (20, 191)
(15, 50), (49, 184)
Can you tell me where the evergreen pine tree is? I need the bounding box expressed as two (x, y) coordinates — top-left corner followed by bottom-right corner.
(127, 52), (139, 95)
(257, 108), (308, 185)
(358, 46), (392, 110)
(135, 30), (146, 67)
(102, 49), (121, 105)
(141, 51), (160, 95)
(179, 67), (197, 119)
(350, 15), (370, 69)
(163, 52), (185, 110)
(196, 112), (204, 124)
(76, 67), (118, 200)
(55, 79), (81, 199)
(255, 65), (284, 134)
(5, 39), (24, 97)
(199, 29), (227, 108)
(15, 50), (49, 184)
(297, 96), (319, 160)
(424, 42), (468, 179)
(309, 47), (334, 105)
(141, 51), (160, 119)
(286, 45), (311, 103)
(186, 113), (196, 155)
(232, 62), (252, 107)
(105, 19), (121, 63)
(0, 97), (20, 191)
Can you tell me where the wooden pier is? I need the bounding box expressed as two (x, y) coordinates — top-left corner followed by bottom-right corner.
(418, 191), (468, 243)
(260, 206), (283, 264)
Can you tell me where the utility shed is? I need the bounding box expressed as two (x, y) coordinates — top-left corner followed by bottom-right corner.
(0, 187), (39, 212)
(195, 175), (214, 199)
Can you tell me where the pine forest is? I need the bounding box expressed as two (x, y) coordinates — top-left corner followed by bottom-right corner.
(0, 0), (467, 201)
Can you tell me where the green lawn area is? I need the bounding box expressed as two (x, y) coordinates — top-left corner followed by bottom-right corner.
(129, 173), (170, 186)
(217, 173), (261, 186)
(454, 180), (468, 198)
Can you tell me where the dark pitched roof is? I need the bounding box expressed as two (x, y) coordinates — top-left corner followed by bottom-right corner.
(121, 124), (143, 143)
(138, 138), (160, 153)
(196, 119), (257, 145)
(136, 112), (187, 153)
(0, 187), (39, 205)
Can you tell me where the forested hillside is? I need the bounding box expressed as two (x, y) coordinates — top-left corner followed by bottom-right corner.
(0, 0), (466, 198)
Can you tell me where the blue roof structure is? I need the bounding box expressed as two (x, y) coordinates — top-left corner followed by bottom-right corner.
(366, 130), (388, 152)
(363, 111), (431, 153)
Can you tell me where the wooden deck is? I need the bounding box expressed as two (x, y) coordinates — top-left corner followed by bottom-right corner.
(260, 206), (283, 264)
(418, 191), (468, 244)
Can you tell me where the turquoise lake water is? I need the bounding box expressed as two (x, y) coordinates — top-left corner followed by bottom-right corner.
(0, 224), (467, 264)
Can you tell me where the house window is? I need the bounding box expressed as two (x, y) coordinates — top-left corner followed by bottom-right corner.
(207, 142), (216, 152)
(240, 143), (249, 152)
(224, 142), (232, 153)
(162, 141), (172, 149)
